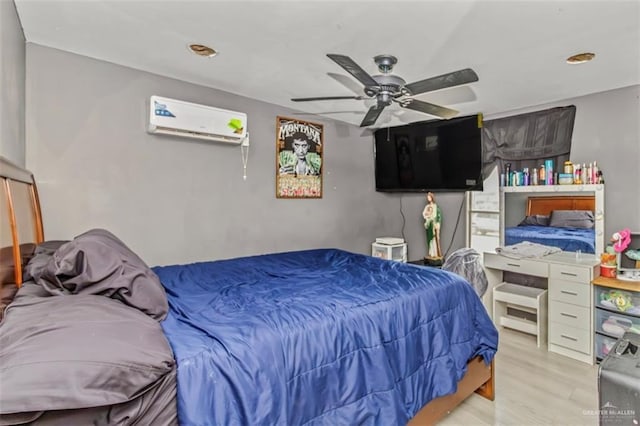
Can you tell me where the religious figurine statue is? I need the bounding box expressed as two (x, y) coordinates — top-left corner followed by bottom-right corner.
(422, 192), (443, 265)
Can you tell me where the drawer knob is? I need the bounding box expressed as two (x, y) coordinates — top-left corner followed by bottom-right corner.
(560, 290), (578, 296)
(506, 263), (520, 267)
(561, 272), (578, 277)
(560, 312), (578, 319)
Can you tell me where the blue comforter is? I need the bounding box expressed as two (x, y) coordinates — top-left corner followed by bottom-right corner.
(505, 225), (595, 253)
(154, 249), (498, 426)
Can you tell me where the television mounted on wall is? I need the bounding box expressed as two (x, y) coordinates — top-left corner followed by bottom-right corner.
(374, 114), (483, 192)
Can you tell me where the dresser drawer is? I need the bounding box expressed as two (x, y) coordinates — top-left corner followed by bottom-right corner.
(549, 301), (590, 330)
(484, 253), (547, 277)
(549, 263), (591, 283)
(549, 279), (590, 306)
(549, 323), (591, 354)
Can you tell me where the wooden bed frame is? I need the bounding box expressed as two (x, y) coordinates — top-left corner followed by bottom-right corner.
(0, 156), (495, 424)
(410, 356), (494, 424)
(0, 157), (44, 319)
(527, 195), (595, 216)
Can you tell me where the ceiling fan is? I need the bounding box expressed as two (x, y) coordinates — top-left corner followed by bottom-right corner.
(291, 54), (479, 127)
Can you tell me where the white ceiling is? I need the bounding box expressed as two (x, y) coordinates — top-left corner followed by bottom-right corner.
(14, 0), (640, 128)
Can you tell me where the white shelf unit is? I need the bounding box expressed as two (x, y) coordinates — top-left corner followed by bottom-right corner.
(493, 282), (548, 347)
(592, 278), (640, 362)
(371, 242), (407, 262)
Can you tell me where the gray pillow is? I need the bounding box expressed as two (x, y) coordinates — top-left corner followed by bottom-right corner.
(549, 210), (595, 229)
(0, 294), (174, 415)
(518, 215), (550, 227)
(22, 240), (69, 282)
(35, 229), (168, 320)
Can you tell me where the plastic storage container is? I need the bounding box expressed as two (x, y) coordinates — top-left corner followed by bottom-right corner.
(595, 286), (640, 316)
(596, 333), (618, 360)
(558, 173), (574, 185)
(594, 283), (640, 362)
(595, 309), (640, 338)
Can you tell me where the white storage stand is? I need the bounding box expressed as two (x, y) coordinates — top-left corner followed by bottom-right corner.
(372, 242), (407, 262)
(493, 282), (548, 347)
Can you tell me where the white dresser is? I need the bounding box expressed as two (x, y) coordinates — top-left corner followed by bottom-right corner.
(485, 251), (600, 364)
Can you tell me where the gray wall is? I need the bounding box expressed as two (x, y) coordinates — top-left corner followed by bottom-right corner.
(569, 85), (640, 238)
(25, 45), (636, 266)
(26, 44), (427, 266)
(388, 192), (468, 262)
(0, 0), (26, 166)
(486, 84), (640, 241)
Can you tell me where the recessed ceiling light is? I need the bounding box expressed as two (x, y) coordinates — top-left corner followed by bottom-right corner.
(566, 52), (595, 64)
(188, 44), (218, 58)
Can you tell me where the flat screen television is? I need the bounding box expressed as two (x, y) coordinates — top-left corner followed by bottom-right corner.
(374, 114), (483, 192)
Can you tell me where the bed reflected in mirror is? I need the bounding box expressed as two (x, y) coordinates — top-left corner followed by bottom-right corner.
(502, 192), (604, 256)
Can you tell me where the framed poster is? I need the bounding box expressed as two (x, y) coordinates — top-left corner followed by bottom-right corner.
(276, 116), (324, 198)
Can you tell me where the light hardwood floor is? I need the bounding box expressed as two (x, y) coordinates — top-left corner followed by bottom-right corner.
(439, 328), (599, 426)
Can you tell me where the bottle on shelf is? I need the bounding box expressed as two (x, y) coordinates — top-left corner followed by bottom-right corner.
(564, 161), (574, 175)
(504, 163), (511, 187)
(539, 164), (546, 185)
(545, 159), (554, 185)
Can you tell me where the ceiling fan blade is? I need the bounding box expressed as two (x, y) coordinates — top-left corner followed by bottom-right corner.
(291, 95), (366, 102)
(404, 68), (479, 96)
(399, 99), (459, 119)
(327, 54), (379, 88)
(360, 104), (386, 127)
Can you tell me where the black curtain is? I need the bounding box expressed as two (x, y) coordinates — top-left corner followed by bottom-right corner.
(482, 106), (576, 178)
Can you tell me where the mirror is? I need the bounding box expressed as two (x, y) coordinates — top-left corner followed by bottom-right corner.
(617, 232), (640, 281)
(501, 186), (605, 256)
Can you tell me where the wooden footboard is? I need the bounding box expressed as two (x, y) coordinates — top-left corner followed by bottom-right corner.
(408, 356), (494, 425)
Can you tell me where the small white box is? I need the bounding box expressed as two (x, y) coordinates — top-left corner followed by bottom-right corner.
(372, 242), (407, 262)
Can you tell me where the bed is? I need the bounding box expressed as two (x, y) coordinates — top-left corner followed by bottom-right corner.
(505, 195), (597, 253)
(0, 156), (498, 425)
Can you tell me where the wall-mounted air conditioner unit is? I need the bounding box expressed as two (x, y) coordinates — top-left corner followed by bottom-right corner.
(148, 96), (247, 144)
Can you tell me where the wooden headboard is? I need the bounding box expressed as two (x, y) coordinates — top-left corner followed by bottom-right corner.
(1, 157), (44, 297)
(526, 195), (596, 216)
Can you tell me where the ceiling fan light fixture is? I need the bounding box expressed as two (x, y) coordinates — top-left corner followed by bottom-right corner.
(566, 52), (595, 64)
(373, 54), (397, 73)
(188, 44), (218, 58)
